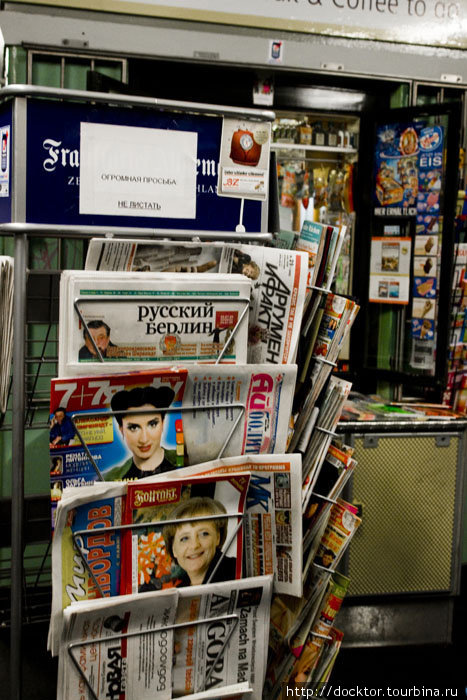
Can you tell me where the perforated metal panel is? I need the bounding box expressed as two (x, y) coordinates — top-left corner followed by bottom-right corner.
(347, 434), (459, 596)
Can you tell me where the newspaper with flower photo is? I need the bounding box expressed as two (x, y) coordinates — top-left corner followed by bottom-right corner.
(140, 453), (303, 597)
(59, 270), (251, 376)
(121, 473), (250, 595)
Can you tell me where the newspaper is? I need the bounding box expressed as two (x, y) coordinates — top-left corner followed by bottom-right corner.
(58, 589), (179, 700)
(0, 256), (13, 419)
(141, 454), (303, 597)
(49, 368), (188, 525)
(59, 270), (252, 375)
(85, 238), (309, 365)
(218, 243), (308, 364)
(172, 575), (273, 699)
(182, 363), (297, 464)
(121, 473), (250, 594)
(49, 481), (126, 656)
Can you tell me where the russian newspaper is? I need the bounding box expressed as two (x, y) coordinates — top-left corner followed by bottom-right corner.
(172, 575), (273, 699)
(59, 270), (252, 376)
(84, 238), (309, 365)
(57, 589), (179, 700)
(49, 481), (126, 656)
(121, 472), (250, 594)
(140, 453), (303, 597)
(182, 364), (297, 464)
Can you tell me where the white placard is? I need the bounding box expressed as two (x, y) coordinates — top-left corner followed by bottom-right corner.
(79, 122), (197, 218)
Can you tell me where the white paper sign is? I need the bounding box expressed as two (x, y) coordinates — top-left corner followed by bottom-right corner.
(79, 122), (197, 218)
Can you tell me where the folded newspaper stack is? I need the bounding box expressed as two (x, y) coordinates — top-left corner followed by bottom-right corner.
(0, 255), (13, 422)
(85, 238), (309, 365)
(57, 575), (272, 700)
(137, 453), (303, 597)
(58, 270), (252, 376)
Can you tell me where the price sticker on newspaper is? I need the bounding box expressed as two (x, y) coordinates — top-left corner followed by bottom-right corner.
(218, 117), (271, 201)
(221, 167), (267, 197)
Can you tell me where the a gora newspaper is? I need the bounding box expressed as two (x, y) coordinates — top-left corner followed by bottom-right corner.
(85, 238), (309, 366)
(58, 589), (179, 700)
(172, 575), (273, 699)
(148, 454), (303, 597)
(121, 473), (250, 595)
(182, 364), (297, 464)
(49, 368), (187, 526)
(49, 482), (126, 657)
(59, 270), (251, 376)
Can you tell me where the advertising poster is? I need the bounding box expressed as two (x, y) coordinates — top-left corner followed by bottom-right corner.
(373, 122), (421, 216)
(369, 236), (411, 304)
(217, 117), (271, 201)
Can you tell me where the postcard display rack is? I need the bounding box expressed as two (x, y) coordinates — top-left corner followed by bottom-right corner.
(1, 85), (358, 700)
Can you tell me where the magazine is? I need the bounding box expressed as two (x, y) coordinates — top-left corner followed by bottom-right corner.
(302, 498), (361, 588)
(289, 571), (350, 661)
(141, 454), (303, 597)
(49, 368), (188, 523)
(59, 270), (252, 375)
(122, 473), (250, 594)
(49, 481), (126, 656)
(58, 589), (179, 700)
(172, 575), (273, 699)
(85, 238), (309, 365)
(303, 443), (356, 551)
(182, 363), (297, 464)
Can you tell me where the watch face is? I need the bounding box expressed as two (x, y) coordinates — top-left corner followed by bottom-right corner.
(239, 133), (254, 151)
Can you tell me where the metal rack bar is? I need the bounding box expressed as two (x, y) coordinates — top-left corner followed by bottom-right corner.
(0, 222), (274, 243)
(1, 83), (275, 122)
(11, 232), (27, 700)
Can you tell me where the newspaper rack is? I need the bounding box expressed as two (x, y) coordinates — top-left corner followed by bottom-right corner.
(71, 511), (245, 598)
(73, 293), (251, 365)
(66, 611), (250, 700)
(70, 402), (247, 481)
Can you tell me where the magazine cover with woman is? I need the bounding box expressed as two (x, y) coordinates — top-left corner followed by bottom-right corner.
(49, 368), (187, 525)
(122, 473), (250, 594)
